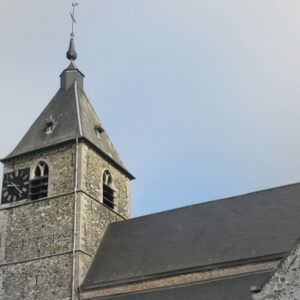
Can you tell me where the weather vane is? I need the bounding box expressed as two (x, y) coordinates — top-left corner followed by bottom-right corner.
(70, 2), (79, 37)
(66, 2), (79, 61)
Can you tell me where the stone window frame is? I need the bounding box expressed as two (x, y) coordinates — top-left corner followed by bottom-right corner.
(29, 160), (50, 200)
(101, 169), (116, 210)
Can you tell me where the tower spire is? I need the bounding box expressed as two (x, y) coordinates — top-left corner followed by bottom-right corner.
(66, 2), (79, 61)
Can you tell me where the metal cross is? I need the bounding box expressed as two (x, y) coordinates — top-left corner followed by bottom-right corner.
(70, 2), (79, 37)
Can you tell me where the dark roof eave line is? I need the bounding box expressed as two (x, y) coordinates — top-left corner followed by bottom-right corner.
(0, 139), (77, 162)
(82, 269), (273, 298)
(1, 137), (135, 180)
(81, 137), (135, 180)
(81, 252), (284, 291)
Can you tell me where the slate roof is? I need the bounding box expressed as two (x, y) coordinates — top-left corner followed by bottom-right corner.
(88, 271), (272, 300)
(3, 64), (133, 179)
(82, 182), (300, 290)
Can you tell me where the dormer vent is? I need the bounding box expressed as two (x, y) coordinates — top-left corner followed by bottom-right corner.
(95, 124), (105, 139)
(45, 121), (55, 135)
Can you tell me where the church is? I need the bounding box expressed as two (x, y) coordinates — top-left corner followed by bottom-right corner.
(1, 13), (300, 300)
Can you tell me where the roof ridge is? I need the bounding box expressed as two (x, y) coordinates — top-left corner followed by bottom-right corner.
(74, 81), (83, 136)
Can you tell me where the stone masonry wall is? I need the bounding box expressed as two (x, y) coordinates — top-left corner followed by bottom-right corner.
(252, 239), (300, 300)
(0, 254), (73, 300)
(80, 143), (131, 219)
(0, 141), (132, 300)
(0, 143), (76, 300)
(0, 195), (74, 263)
(79, 193), (123, 257)
(3, 143), (75, 197)
(74, 143), (131, 287)
(72, 192), (124, 290)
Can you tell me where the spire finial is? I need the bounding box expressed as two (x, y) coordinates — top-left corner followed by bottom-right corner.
(66, 2), (79, 61)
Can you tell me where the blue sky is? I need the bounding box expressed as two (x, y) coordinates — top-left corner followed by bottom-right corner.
(0, 1), (300, 216)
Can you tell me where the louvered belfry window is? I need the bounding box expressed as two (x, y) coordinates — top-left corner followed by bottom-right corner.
(103, 170), (114, 209)
(30, 162), (49, 200)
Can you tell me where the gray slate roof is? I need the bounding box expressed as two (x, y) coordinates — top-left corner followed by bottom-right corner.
(3, 64), (133, 178)
(82, 182), (300, 290)
(89, 271), (271, 300)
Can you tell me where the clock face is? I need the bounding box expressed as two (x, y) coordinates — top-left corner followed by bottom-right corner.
(2, 168), (30, 204)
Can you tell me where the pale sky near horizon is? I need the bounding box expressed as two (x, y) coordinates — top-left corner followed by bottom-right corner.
(0, 1), (300, 217)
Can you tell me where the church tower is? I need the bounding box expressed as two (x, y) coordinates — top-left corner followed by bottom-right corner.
(0, 17), (134, 300)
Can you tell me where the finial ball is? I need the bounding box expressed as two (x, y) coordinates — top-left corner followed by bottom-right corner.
(66, 38), (77, 61)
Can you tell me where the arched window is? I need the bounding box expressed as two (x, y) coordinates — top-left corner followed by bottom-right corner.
(103, 170), (114, 209)
(30, 161), (49, 200)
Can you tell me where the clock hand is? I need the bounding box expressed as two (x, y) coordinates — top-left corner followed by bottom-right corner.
(8, 183), (22, 194)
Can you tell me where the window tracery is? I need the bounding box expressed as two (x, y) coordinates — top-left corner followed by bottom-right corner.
(30, 161), (49, 200)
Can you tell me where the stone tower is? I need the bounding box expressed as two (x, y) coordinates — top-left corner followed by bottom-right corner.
(0, 36), (134, 300)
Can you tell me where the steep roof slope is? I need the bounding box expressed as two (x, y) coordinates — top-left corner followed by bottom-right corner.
(5, 85), (80, 158)
(3, 64), (133, 178)
(82, 182), (300, 289)
(77, 88), (124, 166)
(89, 272), (272, 300)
